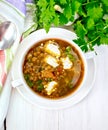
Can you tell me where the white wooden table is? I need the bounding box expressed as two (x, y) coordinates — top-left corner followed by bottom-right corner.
(1, 46), (108, 130)
(0, 126), (4, 130)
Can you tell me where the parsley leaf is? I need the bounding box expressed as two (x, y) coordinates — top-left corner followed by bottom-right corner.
(75, 21), (87, 39)
(36, 79), (44, 91)
(37, 0), (56, 32)
(59, 13), (68, 25)
(87, 7), (103, 21)
(24, 74), (34, 87)
(101, 0), (108, 7)
(100, 36), (108, 44)
(86, 18), (95, 30)
(65, 46), (75, 61)
(71, 0), (81, 14)
(37, 84), (44, 91)
(59, 0), (67, 5)
(74, 38), (88, 52)
(63, 4), (72, 20)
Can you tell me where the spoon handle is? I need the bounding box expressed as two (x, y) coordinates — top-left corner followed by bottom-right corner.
(0, 21), (17, 50)
(0, 21), (10, 40)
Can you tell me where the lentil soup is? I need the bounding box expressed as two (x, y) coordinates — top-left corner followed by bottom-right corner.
(23, 39), (85, 99)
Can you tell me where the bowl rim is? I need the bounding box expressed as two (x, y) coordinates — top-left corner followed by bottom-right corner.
(18, 34), (88, 102)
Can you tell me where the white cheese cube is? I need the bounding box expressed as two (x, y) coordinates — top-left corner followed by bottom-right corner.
(61, 57), (73, 69)
(44, 81), (58, 95)
(45, 55), (59, 68)
(45, 43), (60, 57)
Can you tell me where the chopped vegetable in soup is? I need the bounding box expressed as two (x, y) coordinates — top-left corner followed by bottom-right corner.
(23, 39), (84, 99)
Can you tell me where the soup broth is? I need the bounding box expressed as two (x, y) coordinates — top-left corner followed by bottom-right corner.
(23, 39), (85, 99)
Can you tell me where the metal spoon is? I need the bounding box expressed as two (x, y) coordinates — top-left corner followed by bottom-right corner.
(0, 21), (17, 50)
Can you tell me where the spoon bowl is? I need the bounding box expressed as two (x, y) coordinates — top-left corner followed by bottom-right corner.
(0, 21), (17, 50)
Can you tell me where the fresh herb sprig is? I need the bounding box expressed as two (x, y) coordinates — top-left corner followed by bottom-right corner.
(33, 0), (108, 52)
(36, 79), (44, 91)
(65, 46), (75, 61)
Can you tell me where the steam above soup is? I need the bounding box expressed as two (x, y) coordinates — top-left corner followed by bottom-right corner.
(23, 39), (85, 99)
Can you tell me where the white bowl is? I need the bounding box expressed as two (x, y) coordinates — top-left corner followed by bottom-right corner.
(11, 28), (90, 110)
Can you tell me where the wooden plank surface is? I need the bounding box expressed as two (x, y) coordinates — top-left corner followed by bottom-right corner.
(0, 125), (4, 130)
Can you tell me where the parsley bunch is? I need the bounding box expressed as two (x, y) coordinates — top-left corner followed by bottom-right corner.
(33, 0), (108, 52)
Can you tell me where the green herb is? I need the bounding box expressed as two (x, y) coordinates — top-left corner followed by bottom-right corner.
(24, 74), (30, 80)
(68, 80), (74, 89)
(46, 78), (53, 82)
(37, 84), (44, 91)
(24, 74), (34, 87)
(36, 79), (44, 91)
(65, 46), (75, 61)
(33, 0), (108, 52)
(69, 85), (74, 89)
(36, 79), (42, 85)
(27, 81), (34, 87)
(65, 46), (71, 52)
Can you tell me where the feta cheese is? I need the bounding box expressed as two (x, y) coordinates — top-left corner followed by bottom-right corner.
(61, 57), (73, 69)
(45, 55), (59, 68)
(44, 81), (58, 95)
(45, 43), (60, 57)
